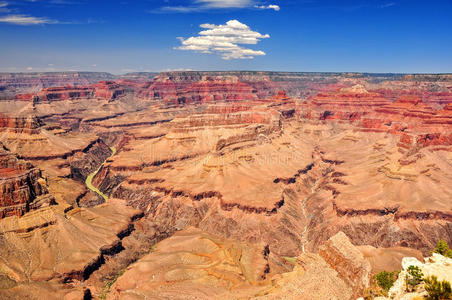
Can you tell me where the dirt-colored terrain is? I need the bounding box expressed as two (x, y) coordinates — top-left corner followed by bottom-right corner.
(0, 71), (451, 299)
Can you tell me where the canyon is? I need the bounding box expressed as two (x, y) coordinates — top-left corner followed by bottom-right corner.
(0, 71), (451, 299)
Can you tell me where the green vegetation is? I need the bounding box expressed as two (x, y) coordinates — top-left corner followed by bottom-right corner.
(282, 256), (297, 265)
(424, 276), (452, 300)
(85, 147), (116, 201)
(375, 270), (399, 293)
(432, 240), (452, 259)
(364, 270), (400, 299)
(405, 265), (423, 292)
(362, 286), (383, 300)
(99, 268), (125, 300)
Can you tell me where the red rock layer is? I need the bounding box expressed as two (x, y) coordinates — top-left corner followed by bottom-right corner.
(136, 72), (342, 103)
(0, 72), (115, 99)
(304, 86), (452, 150)
(373, 88), (452, 108)
(204, 103), (253, 114)
(306, 85), (391, 121)
(175, 111), (277, 128)
(176, 76), (257, 104)
(138, 75), (258, 104)
(137, 79), (178, 101)
(369, 96), (451, 143)
(15, 81), (134, 102)
(0, 113), (42, 134)
(0, 144), (54, 218)
(93, 81), (131, 100)
(35, 86), (94, 102)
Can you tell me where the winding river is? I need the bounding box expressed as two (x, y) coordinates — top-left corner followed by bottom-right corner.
(85, 146), (116, 200)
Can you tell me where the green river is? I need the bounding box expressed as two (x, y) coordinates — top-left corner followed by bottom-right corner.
(85, 147), (116, 200)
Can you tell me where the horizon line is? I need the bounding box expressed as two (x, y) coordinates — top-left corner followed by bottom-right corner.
(1, 70), (452, 76)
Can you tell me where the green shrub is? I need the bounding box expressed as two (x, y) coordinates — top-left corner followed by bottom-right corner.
(432, 240), (452, 258)
(405, 265), (423, 291)
(375, 270), (399, 292)
(362, 286), (383, 300)
(424, 275), (452, 300)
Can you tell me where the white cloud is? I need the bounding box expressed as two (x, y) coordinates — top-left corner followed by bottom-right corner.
(176, 20), (269, 60)
(0, 1), (11, 12)
(195, 0), (253, 8)
(254, 4), (280, 11)
(0, 14), (58, 25)
(160, 68), (194, 72)
(155, 0), (280, 13)
(381, 2), (395, 8)
(26, 67), (33, 71)
(159, 6), (201, 13)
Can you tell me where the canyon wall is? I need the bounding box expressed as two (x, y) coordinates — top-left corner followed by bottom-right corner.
(0, 71), (451, 299)
(0, 72), (115, 100)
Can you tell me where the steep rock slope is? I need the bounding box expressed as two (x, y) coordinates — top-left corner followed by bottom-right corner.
(0, 71), (451, 299)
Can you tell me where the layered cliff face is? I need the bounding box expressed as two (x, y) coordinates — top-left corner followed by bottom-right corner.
(306, 85), (452, 151)
(0, 144), (54, 218)
(16, 81), (134, 103)
(309, 84), (391, 120)
(0, 72), (115, 100)
(34, 86), (95, 102)
(137, 75), (258, 104)
(93, 81), (133, 101)
(0, 113), (43, 134)
(367, 76), (452, 109)
(176, 76), (258, 104)
(136, 71), (354, 102)
(0, 71), (451, 299)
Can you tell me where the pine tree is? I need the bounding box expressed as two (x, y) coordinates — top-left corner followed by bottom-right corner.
(432, 240), (452, 258)
(424, 275), (451, 300)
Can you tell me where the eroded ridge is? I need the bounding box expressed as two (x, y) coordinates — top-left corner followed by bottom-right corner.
(0, 71), (451, 299)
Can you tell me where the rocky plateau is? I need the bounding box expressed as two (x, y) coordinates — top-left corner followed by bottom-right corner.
(0, 71), (451, 299)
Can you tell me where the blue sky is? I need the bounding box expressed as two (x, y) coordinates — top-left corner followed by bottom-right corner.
(0, 0), (451, 74)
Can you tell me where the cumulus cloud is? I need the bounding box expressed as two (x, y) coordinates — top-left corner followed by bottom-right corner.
(0, 14), (58, 25)
(176, 20), (269, 60)
(254, 4), (280, 11)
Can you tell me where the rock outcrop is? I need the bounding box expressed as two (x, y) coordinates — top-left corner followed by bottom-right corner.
(319, 231), (371, 299)
(0, 144), (54, 218)
(0, 113), (43, 133)
(109, 231), (372, 300)
(385, 253), (452, 300)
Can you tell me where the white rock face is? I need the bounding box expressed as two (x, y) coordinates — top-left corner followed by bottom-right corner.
(422, 253), (452, 282)
(387, 253), (452, 300)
